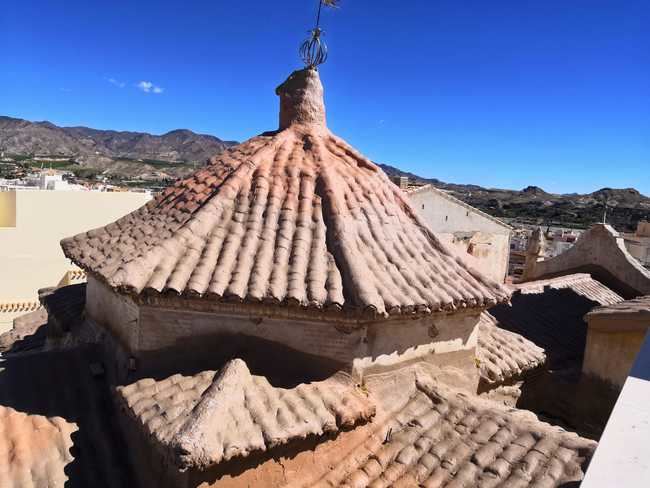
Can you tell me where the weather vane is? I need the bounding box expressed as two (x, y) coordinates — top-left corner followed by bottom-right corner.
(299, 0), (339, 68)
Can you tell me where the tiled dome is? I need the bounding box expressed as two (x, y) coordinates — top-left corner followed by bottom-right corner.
(62, 68), (510, 316)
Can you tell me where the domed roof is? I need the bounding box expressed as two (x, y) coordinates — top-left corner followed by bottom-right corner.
(62, 68), (510, 317)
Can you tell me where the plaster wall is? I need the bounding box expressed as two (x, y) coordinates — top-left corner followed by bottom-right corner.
(407, 187), (510, 235)
(437, 232), (510, 284)
(407, 187), (510, 283)
(583, 329), (646, 388)
(624, 238), (650, 267)
(86, 276), (139, 352)
(86, 277), (481, 382)
(136, 304), (479, 380)
(636, 221), (650, 238)
(527, 224), (650, 296)
(0, 190), (150, 331)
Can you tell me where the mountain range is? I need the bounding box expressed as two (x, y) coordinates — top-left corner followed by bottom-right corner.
(0, 115), (237, 177)
(378, 164), (650, 231)
(2, 115), (648, 231)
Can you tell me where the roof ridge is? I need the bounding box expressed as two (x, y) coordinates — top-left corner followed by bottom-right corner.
(171, 359), (256, 468)
(61, 71), (512, 316)
(119, 359), (375, 470)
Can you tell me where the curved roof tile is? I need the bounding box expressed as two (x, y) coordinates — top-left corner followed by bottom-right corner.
(61, 68), (510, 316)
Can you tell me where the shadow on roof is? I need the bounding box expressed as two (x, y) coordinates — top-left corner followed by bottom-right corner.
(489, 287), (603, 371)
(0, 346), (136, 487)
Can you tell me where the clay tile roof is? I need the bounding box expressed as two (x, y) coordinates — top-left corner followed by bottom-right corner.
(317, 377), (596, 488)
(516, 273), (623, 305)
(491, 273), (624, 371)
(116, 358), (375, 470)
(586, 295), (650, 319)
(61, 68), (510, 317)
(0, 406), (77, 488)
(0, 347), (135, 486)
(477, 312), (546, 385)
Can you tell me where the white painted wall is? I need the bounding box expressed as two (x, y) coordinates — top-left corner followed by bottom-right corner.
(407, 187), (510, 235)
(0, 190), (150, 330)
(406, 186), (511, 282)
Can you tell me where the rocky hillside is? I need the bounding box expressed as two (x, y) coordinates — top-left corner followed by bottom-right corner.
(0, 116), (237, 178)
(2, 116), (646, 231)
(379, 164), (650, 232)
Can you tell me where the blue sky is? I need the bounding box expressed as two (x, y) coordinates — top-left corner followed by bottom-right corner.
(2, 0), (648, 194)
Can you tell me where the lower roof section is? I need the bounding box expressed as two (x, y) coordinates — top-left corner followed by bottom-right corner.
(0, 347), (135, 488)
(116, 359), (375, 471)
(298, 366), (597, 488)
(490, 273), (623, 370)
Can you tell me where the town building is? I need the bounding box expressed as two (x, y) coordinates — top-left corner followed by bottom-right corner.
(0, 188), (151, 331)
(403, 184), (512, 283)
(622, 220), (650, 268)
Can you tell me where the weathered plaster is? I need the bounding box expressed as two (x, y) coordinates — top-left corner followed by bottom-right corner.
(583, 329), (646, 388)
(525, 224), (650, 296)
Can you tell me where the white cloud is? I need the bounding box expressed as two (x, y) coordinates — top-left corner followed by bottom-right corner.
(108, 77), (126, 88)
(137, 81), (164, 94)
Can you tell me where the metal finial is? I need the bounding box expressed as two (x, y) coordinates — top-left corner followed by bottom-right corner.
(300, 28), (328, 68)
(300, 0), (337, 68)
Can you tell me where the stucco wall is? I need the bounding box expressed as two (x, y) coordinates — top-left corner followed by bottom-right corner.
(0, 190), (150, 331)
(86, 279), (481, 382)
(527, 224), (650, 296)
(136, 304), (479, 381)
(406, 187), (510, 283)
(407, 187), (510, 235)
(583, 329), (647, 388)
(437, 232), (511, 284)
(624, 238), (650, 267)
(86, 276), (140, 352)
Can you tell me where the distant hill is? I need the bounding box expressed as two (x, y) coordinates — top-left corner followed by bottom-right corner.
(378, 164), (650, 232)
(0, 115), (237, 178)
(2, 115), (647, 231)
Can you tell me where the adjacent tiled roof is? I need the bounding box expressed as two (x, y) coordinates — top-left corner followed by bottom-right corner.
(0, 347), (135, 487)
(516, 273), (623, 306)
(490, 273), (624, 370)
(0, 308), (48, 353)
(0, 406), (76, 488)
(316, 376), (596, 488)
(116, 358), (375, 470)
(586, 295), (650, 320)
(61, 68), (510, 317)
(477, 312), (546, 385)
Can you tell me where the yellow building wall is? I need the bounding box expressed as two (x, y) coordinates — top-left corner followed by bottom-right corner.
(0, 190), (150, 331)
(0, 192), (17, 227)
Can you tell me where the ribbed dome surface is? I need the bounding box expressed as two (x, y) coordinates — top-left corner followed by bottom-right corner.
(61, 68), (510, 316)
